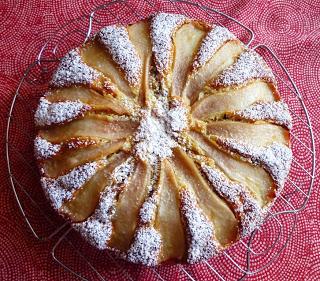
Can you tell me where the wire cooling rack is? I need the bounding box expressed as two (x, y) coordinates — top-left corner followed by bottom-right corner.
(6, 0), (316, 280)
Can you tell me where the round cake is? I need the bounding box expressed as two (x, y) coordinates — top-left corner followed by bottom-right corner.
(34, 13), (292, 265)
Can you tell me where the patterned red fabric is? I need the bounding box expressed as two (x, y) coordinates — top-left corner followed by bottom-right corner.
(1, 0), (320, 280)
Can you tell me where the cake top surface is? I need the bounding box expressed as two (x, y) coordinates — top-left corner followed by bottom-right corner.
(34, 12), (292, 266)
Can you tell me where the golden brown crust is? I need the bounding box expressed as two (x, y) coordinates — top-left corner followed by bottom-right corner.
(34, 13), (292, 266)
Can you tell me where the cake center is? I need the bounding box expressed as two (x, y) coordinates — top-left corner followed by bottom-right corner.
(133, 97), (188, 165)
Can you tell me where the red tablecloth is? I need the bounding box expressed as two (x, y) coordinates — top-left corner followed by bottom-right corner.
(1, 0), (320, 280)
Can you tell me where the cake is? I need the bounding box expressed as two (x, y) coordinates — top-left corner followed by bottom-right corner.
(34, 13), (292, 266)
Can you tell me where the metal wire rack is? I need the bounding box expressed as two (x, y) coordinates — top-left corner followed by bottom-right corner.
(5, 0), (316, 280)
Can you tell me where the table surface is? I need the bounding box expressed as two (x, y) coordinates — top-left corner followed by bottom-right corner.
(0, 0), (320, 280)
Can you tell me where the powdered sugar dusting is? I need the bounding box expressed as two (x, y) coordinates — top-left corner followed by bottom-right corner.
(35, 13), (291, 264)
(42, 181), (72, 211)
(167, 99), (188, 132)
(41, 161), (100, 209)
(134, 98), (188, 165)
(74, 184), (119, 249)
(74, 157), (135, 249)
(216, 138), (292, 188)
(51, 49), (100, 87)
(201, 163), (264, 237)
(134, 110), (176, 165)
(151, 13), (187, 73)
(139, 192), (158, 224)
(34, 136), (61, 159)
(193, 26), (236, 69)
(180, 189), (220, 263)
(111, 157), (135, 185)
(214, 50), (275, 87)
(97, 26), (142, 86)
(127, 226), (162, 266)
(66, 138), (98, 149)
(234, 101), (292, 129)
(34, 97), (91, 126)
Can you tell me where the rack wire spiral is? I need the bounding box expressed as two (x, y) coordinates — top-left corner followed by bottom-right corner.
(5, 0), (316, 280)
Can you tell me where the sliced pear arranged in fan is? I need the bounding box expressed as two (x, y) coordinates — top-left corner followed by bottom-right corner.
(154, 160), (186, 262)
(35, 13), (292, 266)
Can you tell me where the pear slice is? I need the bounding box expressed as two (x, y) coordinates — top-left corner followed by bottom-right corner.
(155, 160), (186, 262)
(42, 139), (126, 177)
(171, 23), (206, 98)
(46, 87), (129, 115)
(183, 40), (244, 104)
(188, 130), (274, 206)
(127, 21), (152, 106)
(39, 116), (138, 143)
(192, 81), (276, 120)
(206, 120), (289, 147)
(81, 41), (133, 97)
(170, 147), (238, 246)
(108, 161), (151, 251)
(60, 152), (129, 222)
